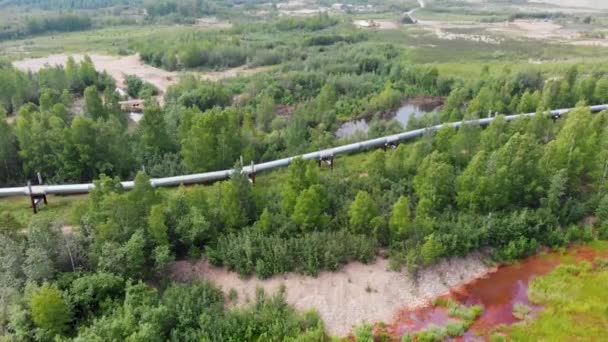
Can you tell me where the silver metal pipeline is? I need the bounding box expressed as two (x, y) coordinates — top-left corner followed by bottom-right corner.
(2, 104), (607, 198)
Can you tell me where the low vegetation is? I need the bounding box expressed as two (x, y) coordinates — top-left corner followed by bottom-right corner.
(504, 258), (608, 340)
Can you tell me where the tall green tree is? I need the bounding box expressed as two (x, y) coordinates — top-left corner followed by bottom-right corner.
(541, 106), (596, 192)
(0, 118), (20, 185)
(137, 103), (174, 158)
(348, 191), (378, 234)
(292, 185), (328, 231)
(30, 283), (71, 338)
(413, 152), (455, 216)
(84, 86), (106, 120)
(181, 107), (241, 172)
(389, 196), (411, 238)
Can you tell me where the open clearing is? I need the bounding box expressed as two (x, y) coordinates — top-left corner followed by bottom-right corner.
(531, 0), (608, 10)
(12, 54), (270, 95)
(13, 54), (177, 93)
(171, 255), (490, 337)
(415, 18), (606, 47)
(353, 19), (400, 30)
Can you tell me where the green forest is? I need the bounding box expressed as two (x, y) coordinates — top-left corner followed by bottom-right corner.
(2, 0), (608, 341)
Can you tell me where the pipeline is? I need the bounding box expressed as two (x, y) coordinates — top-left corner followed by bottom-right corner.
(1, 104), (607, 198)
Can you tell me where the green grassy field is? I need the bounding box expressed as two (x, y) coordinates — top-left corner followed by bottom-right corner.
(0, 24), (188, 60)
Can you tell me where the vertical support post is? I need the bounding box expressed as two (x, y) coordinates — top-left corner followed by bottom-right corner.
(28, 181), (37, 214)
(250, 160), (256, 185)
(330, 155), (334, 171)
(37, 172), (48, 205)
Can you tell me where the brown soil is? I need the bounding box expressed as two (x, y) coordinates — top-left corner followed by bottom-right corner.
(171, 255), (489, 337)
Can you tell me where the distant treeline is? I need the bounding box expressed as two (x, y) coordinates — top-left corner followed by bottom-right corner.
(0, 13), (93, 41)
(25, 14), (92, 34)
(0, 0), (140, 10)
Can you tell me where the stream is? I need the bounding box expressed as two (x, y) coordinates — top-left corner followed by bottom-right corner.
(387, 245), (606, 340)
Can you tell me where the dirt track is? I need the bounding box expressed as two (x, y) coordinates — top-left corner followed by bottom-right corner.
(171, 255), (491, 337)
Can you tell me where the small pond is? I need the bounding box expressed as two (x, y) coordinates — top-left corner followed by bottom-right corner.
(336, 100), (442, 139)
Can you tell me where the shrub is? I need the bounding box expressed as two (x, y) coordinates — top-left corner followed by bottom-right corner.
(512, 303), (532, 320)
(415, 325), (447, 342)
(355, 324), (373, 342)
(595, 258), (608, 270)
(598, 224), (608, 240)
(207, 229), (376, 278)
(446, 320), (467, 337)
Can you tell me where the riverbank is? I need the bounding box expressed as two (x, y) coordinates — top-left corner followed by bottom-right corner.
(171, 254), (490, 337)
(387, 242), (608, 340)
(170, 242), (608, 340)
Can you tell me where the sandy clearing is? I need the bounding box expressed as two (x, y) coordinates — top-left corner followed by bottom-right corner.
(12, 54), (270, 96)
(13, 54), (177, 94)
(415, 18), (606, 46)
(171, 255), (491, 337)
(354, 20), (399, 30)
(195, 17), (233, 29)
(530, 0), (608, 10)
(488, 20), (578, 40)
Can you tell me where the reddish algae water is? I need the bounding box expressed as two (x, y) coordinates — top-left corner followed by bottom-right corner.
(386, 246), (605, 340)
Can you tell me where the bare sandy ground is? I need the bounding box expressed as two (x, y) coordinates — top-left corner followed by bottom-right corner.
(530, 0), (608, 10)
(12, 54), (269, 95)
(416, 18), (606, 47)
(354, 20), (399, 30)
(171, 255), (491, 337)
(488, 20), (579, 41)
(195, 17), (233, 29)
(13, 54), (176, 93)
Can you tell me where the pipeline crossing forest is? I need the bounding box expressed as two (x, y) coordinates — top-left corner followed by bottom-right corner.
(2, 4), (608, 340)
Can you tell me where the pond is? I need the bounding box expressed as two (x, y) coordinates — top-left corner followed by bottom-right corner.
(386, 245), (606, 340)
(335, 100), (442, 139)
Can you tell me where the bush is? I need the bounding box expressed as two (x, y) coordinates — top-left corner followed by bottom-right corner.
(446, 320), (466, 337)
(207, 229), (376, 278)
(354, 324), (373, 342)
(598, 224), (608, 240)
(415, 325), (447, 342)
(512, 303), (532, 320)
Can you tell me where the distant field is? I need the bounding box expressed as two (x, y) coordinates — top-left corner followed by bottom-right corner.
(0, 25), (182, 60)
(532, 0), (608, 9)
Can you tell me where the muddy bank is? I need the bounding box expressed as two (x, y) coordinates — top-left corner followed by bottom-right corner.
(387, 245), (608, 340)
(171, 255), (489, 337)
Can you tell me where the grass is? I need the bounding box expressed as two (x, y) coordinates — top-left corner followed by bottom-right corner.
(0, 25), (186, 60)
(512, 303), (532, 320)
(0, 194), (85, 228)
(433, 298), (484, 324)
(503, 258), (608, 341)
